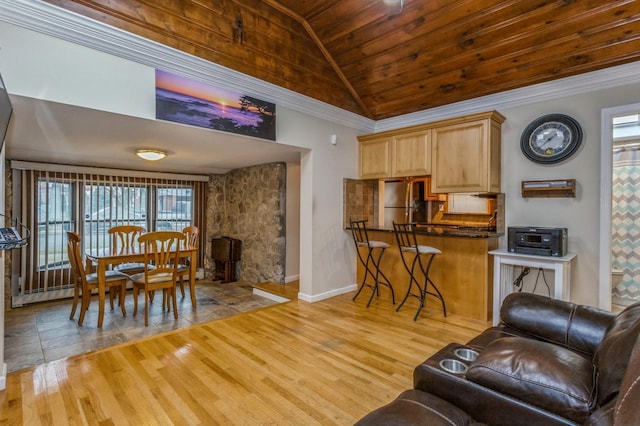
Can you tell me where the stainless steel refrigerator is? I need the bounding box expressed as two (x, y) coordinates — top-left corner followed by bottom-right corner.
(383, 179), (411, 228)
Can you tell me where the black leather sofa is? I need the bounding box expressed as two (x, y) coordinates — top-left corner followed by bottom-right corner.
(355, 292), (640, 425)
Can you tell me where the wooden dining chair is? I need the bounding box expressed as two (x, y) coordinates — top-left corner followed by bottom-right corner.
(108, 225), (147, 274)
(176, 225), (199, 297)
(129, 231), (185, 326)
(67, 231), (129, 327)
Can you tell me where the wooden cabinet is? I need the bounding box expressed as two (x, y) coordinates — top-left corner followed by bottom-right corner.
(431, 111), (505, 193)
(391, 130), (431, 177)
(358, 137), (392, 179)
(358, 130), (430, 179)
(358, 110), (504, 191)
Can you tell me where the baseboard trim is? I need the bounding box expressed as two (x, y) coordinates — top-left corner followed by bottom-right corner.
(253, 288), (291, 303)
(298, 284), (357, 303)
(0, 362), (6, 391)
(284, 274), (299, 283)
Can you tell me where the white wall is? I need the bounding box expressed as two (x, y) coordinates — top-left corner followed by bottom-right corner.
(499, 83), (640, 306)
(0, 23), (153, 118)
(278, 109), (360, 299)
(285, 162), (300, 283)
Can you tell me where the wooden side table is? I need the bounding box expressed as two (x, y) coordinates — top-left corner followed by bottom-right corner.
(489, 249), (577, 325)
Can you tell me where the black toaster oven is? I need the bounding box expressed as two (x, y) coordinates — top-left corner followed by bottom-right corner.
(507, 226), (567, 257)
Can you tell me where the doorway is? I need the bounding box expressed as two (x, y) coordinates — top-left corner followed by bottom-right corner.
(599, 104), (640, 310)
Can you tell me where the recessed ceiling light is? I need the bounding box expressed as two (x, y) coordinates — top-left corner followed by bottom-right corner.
(136, 149), (167, 161)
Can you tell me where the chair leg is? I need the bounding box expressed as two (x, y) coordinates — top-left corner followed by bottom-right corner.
(69, 284), (80, 320)
(133, 286), (139, 317)
(119, 283), (127, 316)
(144, 290), (150, 326)
(179, 276), (186, 297)
(396, 255), (421, 313)
(78, 289), (91, 326)
(109, 288), (115, 310)
(365, 247), (394, 307)
(354, 246), (394, 307)
(172, 287), (179, 320)
(412, 253), (446, 321)
(426, 277), (447, 318)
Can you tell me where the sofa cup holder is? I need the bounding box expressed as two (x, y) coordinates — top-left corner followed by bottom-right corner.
(439, 359), (468, 375)
(454, 348), (479, 362)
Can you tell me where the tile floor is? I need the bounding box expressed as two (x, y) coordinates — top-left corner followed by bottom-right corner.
(4, 280), (280, 373)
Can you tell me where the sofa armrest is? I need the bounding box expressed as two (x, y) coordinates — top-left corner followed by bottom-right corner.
(500, 293), (616, 357)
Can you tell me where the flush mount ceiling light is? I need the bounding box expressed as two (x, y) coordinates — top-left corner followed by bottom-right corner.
(136, 149), (167, 161)
(383, 0), (404, 16)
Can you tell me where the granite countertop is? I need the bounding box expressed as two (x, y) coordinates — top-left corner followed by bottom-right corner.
(365, 224), (503, 238)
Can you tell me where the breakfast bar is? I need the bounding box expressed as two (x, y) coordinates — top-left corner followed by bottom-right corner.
(355, 226), (500, 323)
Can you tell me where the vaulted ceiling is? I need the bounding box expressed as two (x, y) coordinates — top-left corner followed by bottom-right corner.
(38, 0), (640, 121)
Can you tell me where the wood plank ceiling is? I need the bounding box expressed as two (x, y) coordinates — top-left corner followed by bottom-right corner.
(44, 0), (640, 120)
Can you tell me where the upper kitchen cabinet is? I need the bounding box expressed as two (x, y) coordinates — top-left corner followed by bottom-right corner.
(391, 130), (431, 177)
(358, 130), (430, 179)
(358, 136), (392, 179)
(431, 111), (505, 193)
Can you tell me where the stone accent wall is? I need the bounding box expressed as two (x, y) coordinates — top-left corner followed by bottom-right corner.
(343, 178), (377, 228)
(206, 162), (286, 284)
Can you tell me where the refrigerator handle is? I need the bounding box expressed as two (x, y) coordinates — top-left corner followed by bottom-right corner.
(406, 181), (412, 222)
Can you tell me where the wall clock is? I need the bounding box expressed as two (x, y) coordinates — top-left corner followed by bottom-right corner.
(520, 114), (583, 164)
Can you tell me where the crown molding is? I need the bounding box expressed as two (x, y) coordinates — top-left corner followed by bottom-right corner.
(2, 0), (639, 135)
(0, 0), (375, 132)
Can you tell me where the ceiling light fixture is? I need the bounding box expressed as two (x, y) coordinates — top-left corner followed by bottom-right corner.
(136, 149), (167, 161)
(383, 0), (404, 16)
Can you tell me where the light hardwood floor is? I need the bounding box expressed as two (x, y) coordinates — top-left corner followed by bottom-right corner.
(1, 291), (487, 425)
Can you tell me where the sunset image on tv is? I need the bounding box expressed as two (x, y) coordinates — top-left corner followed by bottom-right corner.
(155, 69), (276, 141)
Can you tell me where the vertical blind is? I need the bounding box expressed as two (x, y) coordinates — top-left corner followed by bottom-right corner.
(10, 162), (207, 306)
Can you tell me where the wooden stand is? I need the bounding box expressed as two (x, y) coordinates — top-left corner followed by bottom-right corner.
(213, 260), (237, 283)
(211, 237), (242, 283)
(489, 249), (576, 325)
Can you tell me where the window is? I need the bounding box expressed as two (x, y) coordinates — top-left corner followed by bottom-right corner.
(83, 183), (147, 250)
(156, 187), (192, 231)
(36, 179), (73, 269)
(12, 164), (207, 305)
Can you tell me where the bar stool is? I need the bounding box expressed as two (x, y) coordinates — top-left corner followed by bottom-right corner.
(393, 222), (446, 320)
(350, 219), (395, 307)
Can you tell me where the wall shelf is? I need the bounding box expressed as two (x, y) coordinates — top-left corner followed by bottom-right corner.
(521, 179), (576, 198)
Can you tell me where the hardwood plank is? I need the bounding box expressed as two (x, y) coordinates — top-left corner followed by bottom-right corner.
(1, 293), (485, 424)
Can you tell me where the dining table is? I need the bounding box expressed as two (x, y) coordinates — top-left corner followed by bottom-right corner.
(85, 243), (198, 328)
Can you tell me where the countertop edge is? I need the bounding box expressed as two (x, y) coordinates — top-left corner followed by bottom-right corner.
(346, 226), (503, 239)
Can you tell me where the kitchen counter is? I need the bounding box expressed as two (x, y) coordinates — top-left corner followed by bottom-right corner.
(352, 227), (499, 322)
(366, 224), (502, 238)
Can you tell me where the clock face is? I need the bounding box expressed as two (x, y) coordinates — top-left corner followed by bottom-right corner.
(520, 114), (582, 164)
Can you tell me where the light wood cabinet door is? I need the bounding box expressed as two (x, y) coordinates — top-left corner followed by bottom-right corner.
(431, 116), (502, 193)
(359, 137), (391, 179)
(391, 130), (431, 177)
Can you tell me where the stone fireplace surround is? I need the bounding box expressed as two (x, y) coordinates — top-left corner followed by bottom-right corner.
(205, 162), (286, 285)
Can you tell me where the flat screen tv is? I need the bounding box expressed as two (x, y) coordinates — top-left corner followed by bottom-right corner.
(0, 72), (14, 154)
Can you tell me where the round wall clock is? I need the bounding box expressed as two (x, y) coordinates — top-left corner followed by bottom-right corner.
(520, 114), (583, 164)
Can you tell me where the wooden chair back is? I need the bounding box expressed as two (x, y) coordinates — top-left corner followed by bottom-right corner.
(67, 231), (87, 284)
(182, 225), (199, 249)
(108, 225), (145, 251)
(138, 231), (185, 279)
